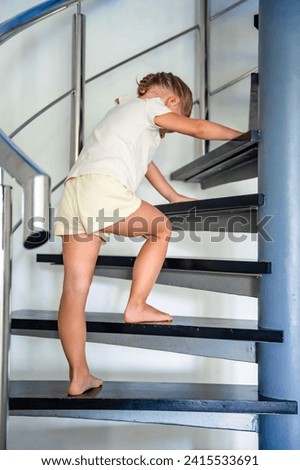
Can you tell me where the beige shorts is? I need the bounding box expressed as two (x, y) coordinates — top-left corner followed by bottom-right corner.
(54, 174), (141, 242)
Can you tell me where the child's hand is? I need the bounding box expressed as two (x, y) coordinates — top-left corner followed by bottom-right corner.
(169, 193), (196, 204)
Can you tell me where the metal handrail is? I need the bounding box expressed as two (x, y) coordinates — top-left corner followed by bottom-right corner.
(7, 26), (200, 140)
(0, 0), (82, 219)
(207, 0), (258, 97)
(0, 1), (202, 239)
(0, 0), (80, 45)
(9, 90), (72, 139)
(209, 0), (249, 21)
(0, 185), (11, 450)
(0, 129), (51, 248)
(0, 0), (205, 450)
(210, 66), (258, 96)
(0, 2), (85, 244)
(86, 26), (199, 85)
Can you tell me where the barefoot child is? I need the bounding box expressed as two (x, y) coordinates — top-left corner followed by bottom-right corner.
(55, 72), (242, 395)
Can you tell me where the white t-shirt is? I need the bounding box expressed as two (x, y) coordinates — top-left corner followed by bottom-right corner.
(67, 96), (171, 192)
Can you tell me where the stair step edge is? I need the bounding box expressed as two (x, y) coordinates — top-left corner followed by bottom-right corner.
(11, 310), (283, 343)
(9, 381), (297, 415)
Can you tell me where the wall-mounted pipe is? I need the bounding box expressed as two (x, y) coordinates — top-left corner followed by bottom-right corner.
(0, 129), (51, 249)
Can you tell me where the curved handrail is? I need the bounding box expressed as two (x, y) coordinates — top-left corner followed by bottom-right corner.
(0, 129), (51, 248)
(1, 0), (200, 144)
(1, 0), (201, 233)
(0, 1), (81, 245)
(8, 26), (199, 140)
(86, 25), (199, 84)
(9, 90), (72, 139)
(0, 0), (80, 45)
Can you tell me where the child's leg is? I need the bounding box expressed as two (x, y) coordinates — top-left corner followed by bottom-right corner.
(58, 234), (103, 395)
(103, 201), (173, 323)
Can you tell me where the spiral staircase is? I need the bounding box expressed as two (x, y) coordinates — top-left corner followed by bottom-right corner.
(1, 0), (299, 450)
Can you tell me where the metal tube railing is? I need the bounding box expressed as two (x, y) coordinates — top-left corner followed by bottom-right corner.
(70, 12), (86, 166)
(9, 90), (72, 140)
(86, 26), (199, 85)
(0, 1), (203, 449)
(207, 0), (258, 98)
(0, 130), (51, 248)
(209, 0), (249, 21)
(210, 66), (258, 96)
(0, 185), (12, 449)
(0, 0), (79, 45)
(196, 0), (209, 156)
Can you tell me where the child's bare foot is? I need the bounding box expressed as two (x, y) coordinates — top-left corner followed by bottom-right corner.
(124, 303), (173, 323)
(68, 375), (103, 396)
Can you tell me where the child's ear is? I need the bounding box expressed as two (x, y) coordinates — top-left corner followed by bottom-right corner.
(166, 95), (180, 107)
(165, 95), (181, 113)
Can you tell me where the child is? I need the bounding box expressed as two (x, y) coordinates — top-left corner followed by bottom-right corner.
(55, 72), (242, 395)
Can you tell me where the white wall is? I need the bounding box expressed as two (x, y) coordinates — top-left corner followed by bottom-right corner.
(1, 0), (259, 450)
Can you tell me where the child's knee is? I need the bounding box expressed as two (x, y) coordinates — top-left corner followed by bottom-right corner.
(152, 215), (172, 240)
(63, 274), (91, 297)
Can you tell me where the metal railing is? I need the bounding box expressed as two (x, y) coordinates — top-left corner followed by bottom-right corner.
(0, 185), (11, 451)
(0, 130), (51, 247)
(0, 0), (257, 451)
(0, 0), (81, 450)
(0, 0), (204, 449)
(0, 0), (79, 45)
(207, 0), (258, 97)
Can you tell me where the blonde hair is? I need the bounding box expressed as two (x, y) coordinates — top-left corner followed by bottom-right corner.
(137, 72), (193, 117)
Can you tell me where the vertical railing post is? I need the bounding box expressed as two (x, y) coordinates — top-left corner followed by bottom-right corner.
(70, 9), (86, 167)
(258, 0), (300, 449)
(196, 0), (209, 157)
(0, 184), (12, 450)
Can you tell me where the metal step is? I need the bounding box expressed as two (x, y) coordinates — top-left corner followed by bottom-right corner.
(157, 193), (264, 233)
(11, 310), (283, 363)
(170, 130), (259, 189)
(10, 381), (297, 432)
(37, 255), (271, 298)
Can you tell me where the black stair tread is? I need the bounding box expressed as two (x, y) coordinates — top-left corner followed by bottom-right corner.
(37, 254), (271, 275)
(11, 309), (283, 343)
(170, 130), (259, 183)
(156, 193), (264, 216)
(9, 380), (297, 414)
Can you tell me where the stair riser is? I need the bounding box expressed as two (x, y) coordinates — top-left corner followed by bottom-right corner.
(169, 210), (259, 233)
(94, 268), (260, 297)
(10, 410), (258, 432)
(11, 330), (257, 363)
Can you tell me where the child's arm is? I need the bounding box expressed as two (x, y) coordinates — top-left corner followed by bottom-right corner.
(145, 161), (194, 203)
(154, 113), (242, 140)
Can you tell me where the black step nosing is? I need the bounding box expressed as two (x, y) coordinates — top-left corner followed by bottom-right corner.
(11, 310), (283, 343)
(156, 193), (264, 216)
(170, 131), (259, 181)
(36, 255), (271, 275)
(186, 149), (258, 182)
(9, 381), (297, 415)
(185, 148), (258, 181)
